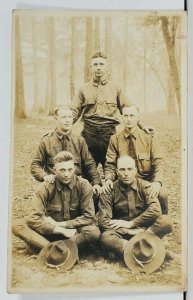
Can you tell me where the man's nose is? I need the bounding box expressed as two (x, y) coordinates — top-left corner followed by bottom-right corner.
(125, 170), (129, 176)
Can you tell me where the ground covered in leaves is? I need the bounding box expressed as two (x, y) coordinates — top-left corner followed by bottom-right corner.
(10, 112), (185, 293)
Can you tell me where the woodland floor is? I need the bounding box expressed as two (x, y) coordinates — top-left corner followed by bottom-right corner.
(9, 112), (186, 293)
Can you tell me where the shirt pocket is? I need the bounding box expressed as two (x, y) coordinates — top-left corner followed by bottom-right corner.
(105, 99), (117, 115)
(47, 203), (62, 216)
(137, 153), (151, 173)
(135, 199), (146, 215)
(69, 201), (80, 219)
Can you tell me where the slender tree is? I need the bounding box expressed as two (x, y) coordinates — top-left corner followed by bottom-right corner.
(105, 16), (112, 77)
(95, 17), (100, 51)
(31, 16), (41, 114)
(14, 14), (26, 119)
(160, 16), (181, 114)
(46, 17), (57, 115)
(70, 17), (76, 99)
(84, 17), (94, 82)
(123, 17), (129, 92)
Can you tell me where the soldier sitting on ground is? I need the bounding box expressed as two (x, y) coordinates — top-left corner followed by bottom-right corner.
(99, 156), (174, 264)
(13, 151), (100, 255)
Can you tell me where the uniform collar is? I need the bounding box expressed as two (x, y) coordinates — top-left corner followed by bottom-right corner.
(56, 176), (76, 191)
(123, 126), (140, 139)
(92, 76), (108, 86)
(118, 178), (137, 191)
(55, 127), (71, 140)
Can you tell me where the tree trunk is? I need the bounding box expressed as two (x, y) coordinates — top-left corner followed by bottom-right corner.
(105, 17), (112, 77)
(46, 17), (57, 115)
(14, 14), (26, 119)
(123, 18), (128, 93)
(167, 72), (176, 113)
(70, 17), (76, 100)
(84, 17), (94, 82)
(95, 17), (100, 51)
(160, 16), (181, 115)
(31, 17), (41, 114)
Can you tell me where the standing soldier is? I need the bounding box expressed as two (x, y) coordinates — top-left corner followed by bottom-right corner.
(71, 51), (153, 168)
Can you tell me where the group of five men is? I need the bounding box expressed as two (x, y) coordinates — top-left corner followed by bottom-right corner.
(13, 52), (173, 272)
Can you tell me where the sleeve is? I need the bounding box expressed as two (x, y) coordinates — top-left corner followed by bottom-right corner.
(27, 184), (55, 234)
(116, 86), (131, 113)
(104, 135), (118, 181)
(150, 134), (164, 183)
(132, 187), (162, 227)
(116, 86), (145, 130)
(30, 139), (49, 182)
(70, 88), (85, 123)
(98, 191), (114, 231)
(66, 181), (95, 228)
(80, 137), (102, 186)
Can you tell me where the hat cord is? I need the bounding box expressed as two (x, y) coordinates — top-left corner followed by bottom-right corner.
(43, 248), (70, 271)
(132, 246), (156, 268)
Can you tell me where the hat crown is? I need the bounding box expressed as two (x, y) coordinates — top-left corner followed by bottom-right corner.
(46, 240), (70, 266)
(133, 238), (155, 263)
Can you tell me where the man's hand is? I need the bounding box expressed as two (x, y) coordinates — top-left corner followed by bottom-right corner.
(44, 217), (67, 228)
(93, 184), (102, 196)
(43, 174), (56, 184)
(143, 126), (155, 135)
(109, 219), (134, 230)
(148, 182), (161, 198)
(102, 179), (113, 193)
(53, 226), (77, 238)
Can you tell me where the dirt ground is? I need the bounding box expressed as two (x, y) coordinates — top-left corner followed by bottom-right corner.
(9, 112), (185, 292)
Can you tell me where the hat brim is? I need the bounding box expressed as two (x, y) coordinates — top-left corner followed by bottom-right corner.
(124, 233), (165, 274)
(38, 239), (78, 271)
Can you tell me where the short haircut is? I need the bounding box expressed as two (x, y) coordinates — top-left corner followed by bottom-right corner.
(54, 151), (74, 164)
(117, 156), (136, 168)
(91, 51), (107, 60)
(54, 105), (72, 116)
(122, 103), (140, 113)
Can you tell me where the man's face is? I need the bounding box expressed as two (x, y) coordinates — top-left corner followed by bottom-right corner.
(54, 160), (75, 184)
(90, 57), (108, 79)
(122, 106), (139, 130)
(56, 109), (73, 132)
(117, 157), (137, 186)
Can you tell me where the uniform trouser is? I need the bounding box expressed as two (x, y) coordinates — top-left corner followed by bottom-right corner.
(158, 186), (168, 215)
(100, 215), (173, 256)
(12, 219), (100, 251)
(82, 125), (116, 167)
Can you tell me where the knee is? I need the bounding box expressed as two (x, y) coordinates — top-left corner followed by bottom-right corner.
(81, 225), (101, 242)
(100, 230), (115, 246)
(158, 215), (173, 234)
(12, 219), (27, 236)
(159, 187), (168, 201)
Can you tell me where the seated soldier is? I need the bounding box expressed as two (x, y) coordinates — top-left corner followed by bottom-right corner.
(103, 104), (168, 214)
(13, 151), (100, 253)
(99, 156), (173, 260)
(30, 106), (102, 197)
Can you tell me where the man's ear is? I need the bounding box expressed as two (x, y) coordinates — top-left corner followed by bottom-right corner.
(53, 167), (56, 174)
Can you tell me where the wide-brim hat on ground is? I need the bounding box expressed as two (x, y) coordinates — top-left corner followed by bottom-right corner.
(38, 239), (78, 271)
(124, 232), (165, 274)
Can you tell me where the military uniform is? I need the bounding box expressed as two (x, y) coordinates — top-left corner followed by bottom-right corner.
(70, 77), (130, 167)
(30, 128), (101, 186)
(98, 178), (173, 256)
(13, 175), (100, 250)
(104, 126), (168, 214)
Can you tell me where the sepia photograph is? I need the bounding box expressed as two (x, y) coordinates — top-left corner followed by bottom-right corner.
(8, 10), (187, 293)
